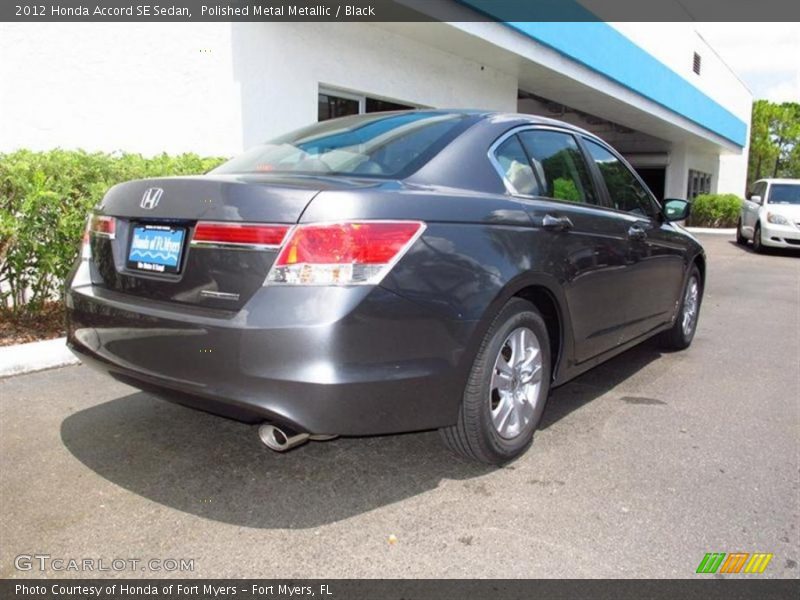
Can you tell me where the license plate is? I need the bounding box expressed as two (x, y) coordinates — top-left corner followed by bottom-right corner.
(127, 225), (186, 274)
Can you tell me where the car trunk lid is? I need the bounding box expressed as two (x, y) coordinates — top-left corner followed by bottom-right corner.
(89, 174), (376, 310)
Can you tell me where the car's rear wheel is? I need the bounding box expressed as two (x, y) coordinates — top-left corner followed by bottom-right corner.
(736, 218), (748, 245)
(659, 265), (702, 351)
(753, 223), (765, 253)
(441, 298), (551, 465)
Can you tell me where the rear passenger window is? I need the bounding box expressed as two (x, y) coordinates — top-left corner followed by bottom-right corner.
(517, 130), (598, 205)
(584, 139), (658, 218)
(493, 135), (540, 196)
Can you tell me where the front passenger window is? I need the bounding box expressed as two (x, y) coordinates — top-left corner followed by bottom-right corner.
(751, 182), (766, 203)
(585, 139), (658, 218)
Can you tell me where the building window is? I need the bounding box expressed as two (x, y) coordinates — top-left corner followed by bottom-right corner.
(693, 52), (702, 75)
(687, 169), (712, 199)
(318, 87), (414, 122)
(318, 89), (361, 121)
(365, 97), (414, 113)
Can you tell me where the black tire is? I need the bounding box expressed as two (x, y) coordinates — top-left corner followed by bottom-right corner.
(441, 298), (551, 465)
(736, 219), (748, 245)
(753, 223), (766, 253)
(659, 265), (703, 351)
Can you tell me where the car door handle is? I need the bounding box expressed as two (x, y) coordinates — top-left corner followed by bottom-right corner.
(542, 214), (573, 232)
(628, 224), (647, 240)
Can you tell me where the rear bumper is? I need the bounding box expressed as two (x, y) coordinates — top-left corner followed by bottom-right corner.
(65, 280), (476, 435)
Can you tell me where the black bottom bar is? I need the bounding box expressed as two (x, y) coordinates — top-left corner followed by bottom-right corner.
(2, 579), (798, 600)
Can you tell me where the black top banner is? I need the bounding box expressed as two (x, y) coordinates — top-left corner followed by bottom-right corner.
(3, 0), (800, 22)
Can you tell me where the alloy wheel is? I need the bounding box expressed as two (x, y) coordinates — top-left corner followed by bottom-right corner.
(682, 276), (700, 337)
(489, 327), (543, 439)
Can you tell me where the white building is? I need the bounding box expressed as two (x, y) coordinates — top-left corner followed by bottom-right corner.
(0, 12), (752, 198)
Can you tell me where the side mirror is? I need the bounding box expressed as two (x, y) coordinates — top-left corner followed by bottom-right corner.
(750, 195), (762, 204)
(663, 198), (690, 222)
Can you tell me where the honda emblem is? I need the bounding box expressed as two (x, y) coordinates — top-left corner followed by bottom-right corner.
(140, 188), (163, 210)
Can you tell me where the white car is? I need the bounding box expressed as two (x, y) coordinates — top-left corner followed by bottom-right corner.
(737, 178), (800, 252)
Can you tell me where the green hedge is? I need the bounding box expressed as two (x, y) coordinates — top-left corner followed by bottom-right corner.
(689, 193), (743, 228)
(0, 150), (227, 313)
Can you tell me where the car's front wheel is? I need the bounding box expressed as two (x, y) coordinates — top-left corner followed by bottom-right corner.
(736, 218), (748, 245)
(753, 223), (766, 253)
(441, 298), (551, 465)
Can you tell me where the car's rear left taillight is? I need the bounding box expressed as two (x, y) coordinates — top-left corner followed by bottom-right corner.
(266, 221), (425, 285)
(90, 215), (116, 238)
(81, 214), (116, 259)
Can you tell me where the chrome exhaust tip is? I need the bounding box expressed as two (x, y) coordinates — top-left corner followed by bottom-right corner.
(258, 424), (310, 452)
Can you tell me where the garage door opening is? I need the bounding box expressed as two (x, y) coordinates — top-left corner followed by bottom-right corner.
(635, 167), (666, 201)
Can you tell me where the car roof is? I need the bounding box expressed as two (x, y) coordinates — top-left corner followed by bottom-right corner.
(483, 112), (597, 137)
(364, 109), (600, 139)
(754, 178), (800, 184)
(297, 109), (603, 143)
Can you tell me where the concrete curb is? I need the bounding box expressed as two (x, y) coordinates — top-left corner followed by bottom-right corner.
(685, 227), (736, 235)
(0, 337), (79, 378)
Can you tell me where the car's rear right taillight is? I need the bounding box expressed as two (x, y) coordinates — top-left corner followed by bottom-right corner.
(266, 221), (425, 286)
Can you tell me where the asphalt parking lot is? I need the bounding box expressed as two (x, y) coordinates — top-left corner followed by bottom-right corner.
(1, 234), (798, 579)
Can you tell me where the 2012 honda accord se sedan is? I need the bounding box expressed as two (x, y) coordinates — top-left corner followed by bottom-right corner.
(65, 110), (705, 464)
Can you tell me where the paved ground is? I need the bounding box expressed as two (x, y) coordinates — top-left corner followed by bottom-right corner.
(1, 235), (798, 579)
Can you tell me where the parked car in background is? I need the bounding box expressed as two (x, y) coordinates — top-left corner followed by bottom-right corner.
(66, 110), (705, 465)
(737, 178), (800, 252)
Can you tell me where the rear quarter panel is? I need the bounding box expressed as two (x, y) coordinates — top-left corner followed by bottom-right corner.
(300, 185), (577, 382)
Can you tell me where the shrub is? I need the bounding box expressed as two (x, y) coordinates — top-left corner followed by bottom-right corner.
(689, 193), (743, 228)
(0, 150), (227, 313)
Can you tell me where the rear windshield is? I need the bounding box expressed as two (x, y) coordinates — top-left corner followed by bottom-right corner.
(768, 184), (800, 205)
(212, 111), (475, 179)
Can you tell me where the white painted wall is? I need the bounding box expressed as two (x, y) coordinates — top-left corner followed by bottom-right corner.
(0, 23), (242, 156)
(0, 20), (748, 196)
(609, 22), (752, 122)
(664, 141), (752, 199)
(610, 22), (752, 196)
(0, 22), (516, 156)
(717, 143), (751, 196)
(665, 144), (717, 199)
(230, 22), (517, 148)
